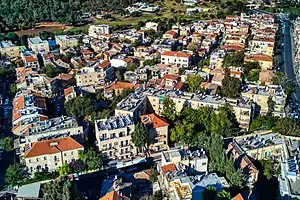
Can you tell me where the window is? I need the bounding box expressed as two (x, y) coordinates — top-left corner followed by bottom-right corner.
(36, 158), (39, 162)
(44, 157), (47, 160)
(64, 153), (67, 156)
(29, 159), (31, 163)
(71, 151), (74, 155)
(202, 162), (206, 166)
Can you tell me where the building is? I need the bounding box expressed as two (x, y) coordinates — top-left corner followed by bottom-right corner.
(75, 61), (115, 87)
(142, 22), (159, 32)
(17, 116), (83, 154)
(64, 86), (77, 101)
(24, 137), (83, 173)
(241, 84), (286, 116)
(244, 54), (273, 70)
(161, 149), (208, 174)
(104, 81), (139, 98)
(55, 35), (79, 49)
(99, 190), (130, 200)
(116, 88), (253, 129)
(140, 113), (169, 152)
(28, 37), (49, 52)
(0, 41), (20, 58)
(24, 55), (40, 69)
(161, 51), (192, 68)
(12, 93), (48, 131)
(95, 115), (136, 160)
(259, 70), (275, 85)
(89, 25), (110, 38)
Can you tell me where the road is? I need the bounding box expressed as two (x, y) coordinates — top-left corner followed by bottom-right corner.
(0, 77), (15, 190)
(283, 19), (300, 101)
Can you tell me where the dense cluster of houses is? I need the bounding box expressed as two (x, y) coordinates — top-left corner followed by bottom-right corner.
(0, 11), (291, 200)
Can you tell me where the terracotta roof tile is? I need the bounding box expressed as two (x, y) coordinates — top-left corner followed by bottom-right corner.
(55, 73), (73, 81)
(24, 137), (83, 158)
(99, 190), (129, 200)
(25, 55), (38, 63)
(161, 51), (191, 58)
(163, 74), (180, 81)
(232, 193), (244, 200)
(174, 82), (185, 91)
(64, 87), (75, 97)
(161, 163), (177, 175)
(99, 60), (111, 69)
(105, 81), (139, 91)
(140, 113), (169, 128)
(245, 54), (273, 62)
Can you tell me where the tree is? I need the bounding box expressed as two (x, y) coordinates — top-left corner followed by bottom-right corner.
(43, 64), (61, 78)
(6, 32), (19, 43)
(210, 104), (239, 137)
(202, 186), (217, 200)
(0, 137), (14, 151)
(250, 114), (278, 131)
(267, 96), (275, 114)
(58, 163), (72, 176)
(221, 70), (241, 98)
(224, 157), (245, 189)
(10, 83), (18, 94)
(246, 69), (260, 82)
(206, 134), (226, 172)
(64, 96), (94, 120)
(143, 60), (155, 66)
(222, 52), (244, 68)
(217, 190), (231, 200)
(42, 179), (71, 200)
(273, 117), (300, 136)
(78, 149), (102, 171)
(187, 75), (203, 92)
(162, 97), (176, 121)
(126, 62), (138, 72)
(5, 164), (24, 186)
(132, 123), (149, 154)
(152, 190), (164, 200)
(260, 160), (273, 180)
(149, 170), (159, 183)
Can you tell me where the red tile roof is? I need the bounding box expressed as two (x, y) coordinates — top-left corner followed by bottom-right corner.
(161, 163), (177, 175)
(99, 60), (111, 69)
(245, 54), (273, 62)
(174, 82), (185, 91)
(55, 73), (73, 81)
(232, 194), (244, 200)
(25, 55), (38, 63)
(163, 74), (180, 81)
(24, 137), (83, 158)
(164, 30), (178, 37)
(161, 51), (191, 58)
(140, 113), (169, 128)
(105, 81), (139, 91)
(99, 190), (129, 200)
(64, 87), (74, 97)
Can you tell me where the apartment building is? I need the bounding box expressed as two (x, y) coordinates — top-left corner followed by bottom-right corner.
(249, 37), (275, 56)
(12, 92), (48, 131)
(28, 37), (49, 52)
(75, 61), (115, 87)
(0, 41), (20, 58)
(17, 116), (83, 154)
(95, 115), (136, 160)
(89, 25), (110, 38)
(24, 137), (83, 173)
(55, 35), (79, 49)
(140, 113), (169, 152)
(244, 54), (273, 70)
(241, 84), (286, 116)
(23, 55), (40, 69)
(161, 51), (192, 68)
(64, 86), (77, 101)
(116, 88), (253, 129)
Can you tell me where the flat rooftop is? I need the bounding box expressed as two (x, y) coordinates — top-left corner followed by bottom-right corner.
(242, 85), (286, 97)
(28, 116), (79, 135)
(235, 133), (282, 151)
(28, 37), (45, 44)
(163, 149), (207, 163)
(96, 115), (134, 131)
(0, 41), (17, 48)
(56, 35), (78, 41)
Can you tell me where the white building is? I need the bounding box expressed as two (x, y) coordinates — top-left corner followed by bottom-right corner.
(161, 51), (192, 68)
(24, 137), (83, 173)
(95, 115), (136, 160)
(55, 35), (79, 49)
(89, 25), (110, 38)
(0, 41), (20, 58)
(28, 37), (49, 52)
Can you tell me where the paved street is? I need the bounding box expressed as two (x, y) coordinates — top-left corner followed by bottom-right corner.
(283, 19), (300, 101)
(0, 78), (15, 190)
